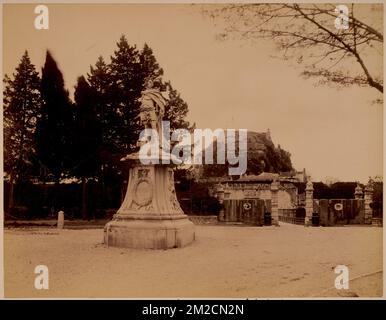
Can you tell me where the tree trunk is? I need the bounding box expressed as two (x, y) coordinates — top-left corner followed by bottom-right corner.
(8, 173), (14, 211)
(81, 177), (88, 220)
(53, 178), (60, 218)
(101, 164), (106, 210)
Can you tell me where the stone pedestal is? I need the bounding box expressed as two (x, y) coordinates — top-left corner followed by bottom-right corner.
(104, 161), (195, 249)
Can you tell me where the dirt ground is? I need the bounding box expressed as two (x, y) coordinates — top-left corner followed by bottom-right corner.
(4, 223), (383, 298)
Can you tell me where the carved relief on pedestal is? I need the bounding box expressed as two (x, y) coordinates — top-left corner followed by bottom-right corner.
(135, 179), (153, 208)
(127, 178), (154, 212)
(167, 168), (183, 213)
(170, 189), (182, 212)
(138, 168), (149, 179)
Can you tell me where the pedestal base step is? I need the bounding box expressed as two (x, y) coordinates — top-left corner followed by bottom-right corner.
(104, 218), (195, 249)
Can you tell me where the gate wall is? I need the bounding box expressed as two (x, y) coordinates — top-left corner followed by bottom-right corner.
(318, 199), (365, 226)
(223, 199), (270, 226)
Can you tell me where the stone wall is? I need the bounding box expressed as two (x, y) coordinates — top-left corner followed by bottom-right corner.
(220, 182), (297, 210)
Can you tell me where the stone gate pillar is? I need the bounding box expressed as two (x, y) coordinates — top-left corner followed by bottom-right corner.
(354, 183), (363, 199)
(270, 180), (279, 226)
(364, 179), (374, 224)
(305, 179), (314, 226)
(216, 184), (225, 222)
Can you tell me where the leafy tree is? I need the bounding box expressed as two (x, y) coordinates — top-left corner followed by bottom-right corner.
(370, 176), (382, 218)
(207, 4), (383, 95)
(35, 51), (75, 182)
(3, 51), (41, 209)
(202, 131), (293, 178)
(245, 157), (265, 176)
(276, 145), (293, 172)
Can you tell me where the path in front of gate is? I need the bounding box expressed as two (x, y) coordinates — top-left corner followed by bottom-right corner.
(4, 223), (382, 298)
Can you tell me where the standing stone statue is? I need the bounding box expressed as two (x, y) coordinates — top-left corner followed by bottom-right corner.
(103, 79), (195, 249)
(139, 80), (166, 132)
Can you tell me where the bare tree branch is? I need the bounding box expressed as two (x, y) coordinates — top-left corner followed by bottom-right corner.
(205, 3), (383, 94)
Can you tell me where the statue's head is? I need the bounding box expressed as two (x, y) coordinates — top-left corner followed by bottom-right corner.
(145, 78), (154, 89)
(145, 77), (162, 90)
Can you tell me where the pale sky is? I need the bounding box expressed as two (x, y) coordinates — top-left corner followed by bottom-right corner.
(3, 3), (383, 183)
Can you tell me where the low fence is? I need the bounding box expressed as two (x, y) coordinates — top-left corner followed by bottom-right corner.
(4, 181), (221, 220)
(4, 181), (123, 220)
(279, 216), (305, 225)
(372, 217), (383, 227)
(188, 215), (218, 225)
(278, 208), (305, 225)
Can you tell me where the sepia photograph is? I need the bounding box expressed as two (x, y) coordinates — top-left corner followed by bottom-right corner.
(1, 1), (384, 301)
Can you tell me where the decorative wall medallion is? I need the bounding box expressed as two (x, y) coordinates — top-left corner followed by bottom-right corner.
(243, 202), (252, 210)
(133, 179), (153, 207)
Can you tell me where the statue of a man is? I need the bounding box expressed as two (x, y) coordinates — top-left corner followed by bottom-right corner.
(139, 79), (167, 136)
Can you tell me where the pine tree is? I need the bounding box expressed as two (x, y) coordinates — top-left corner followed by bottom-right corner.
(88, 38), (192, 187)
(73, 76), (101, 219)
(88, 56), (111, 95)
(109, 35), (142, 154)
(139, 43), (164, 86)
(164, 81), (191, 131)
(87, 55), (119, 205)
(88, 56), (113, 161)
(35, 51), (74, 182)
(139, 44), (192, 132)
(73, 76), (100, 177)
(3, 51), (41, 209)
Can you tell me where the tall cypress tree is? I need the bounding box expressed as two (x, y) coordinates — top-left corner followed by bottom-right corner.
(3, 51), (41, 209)
(35, 51), (74, 182)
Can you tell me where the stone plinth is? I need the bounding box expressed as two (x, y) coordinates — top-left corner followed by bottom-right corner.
(104, 161), (195, 249)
